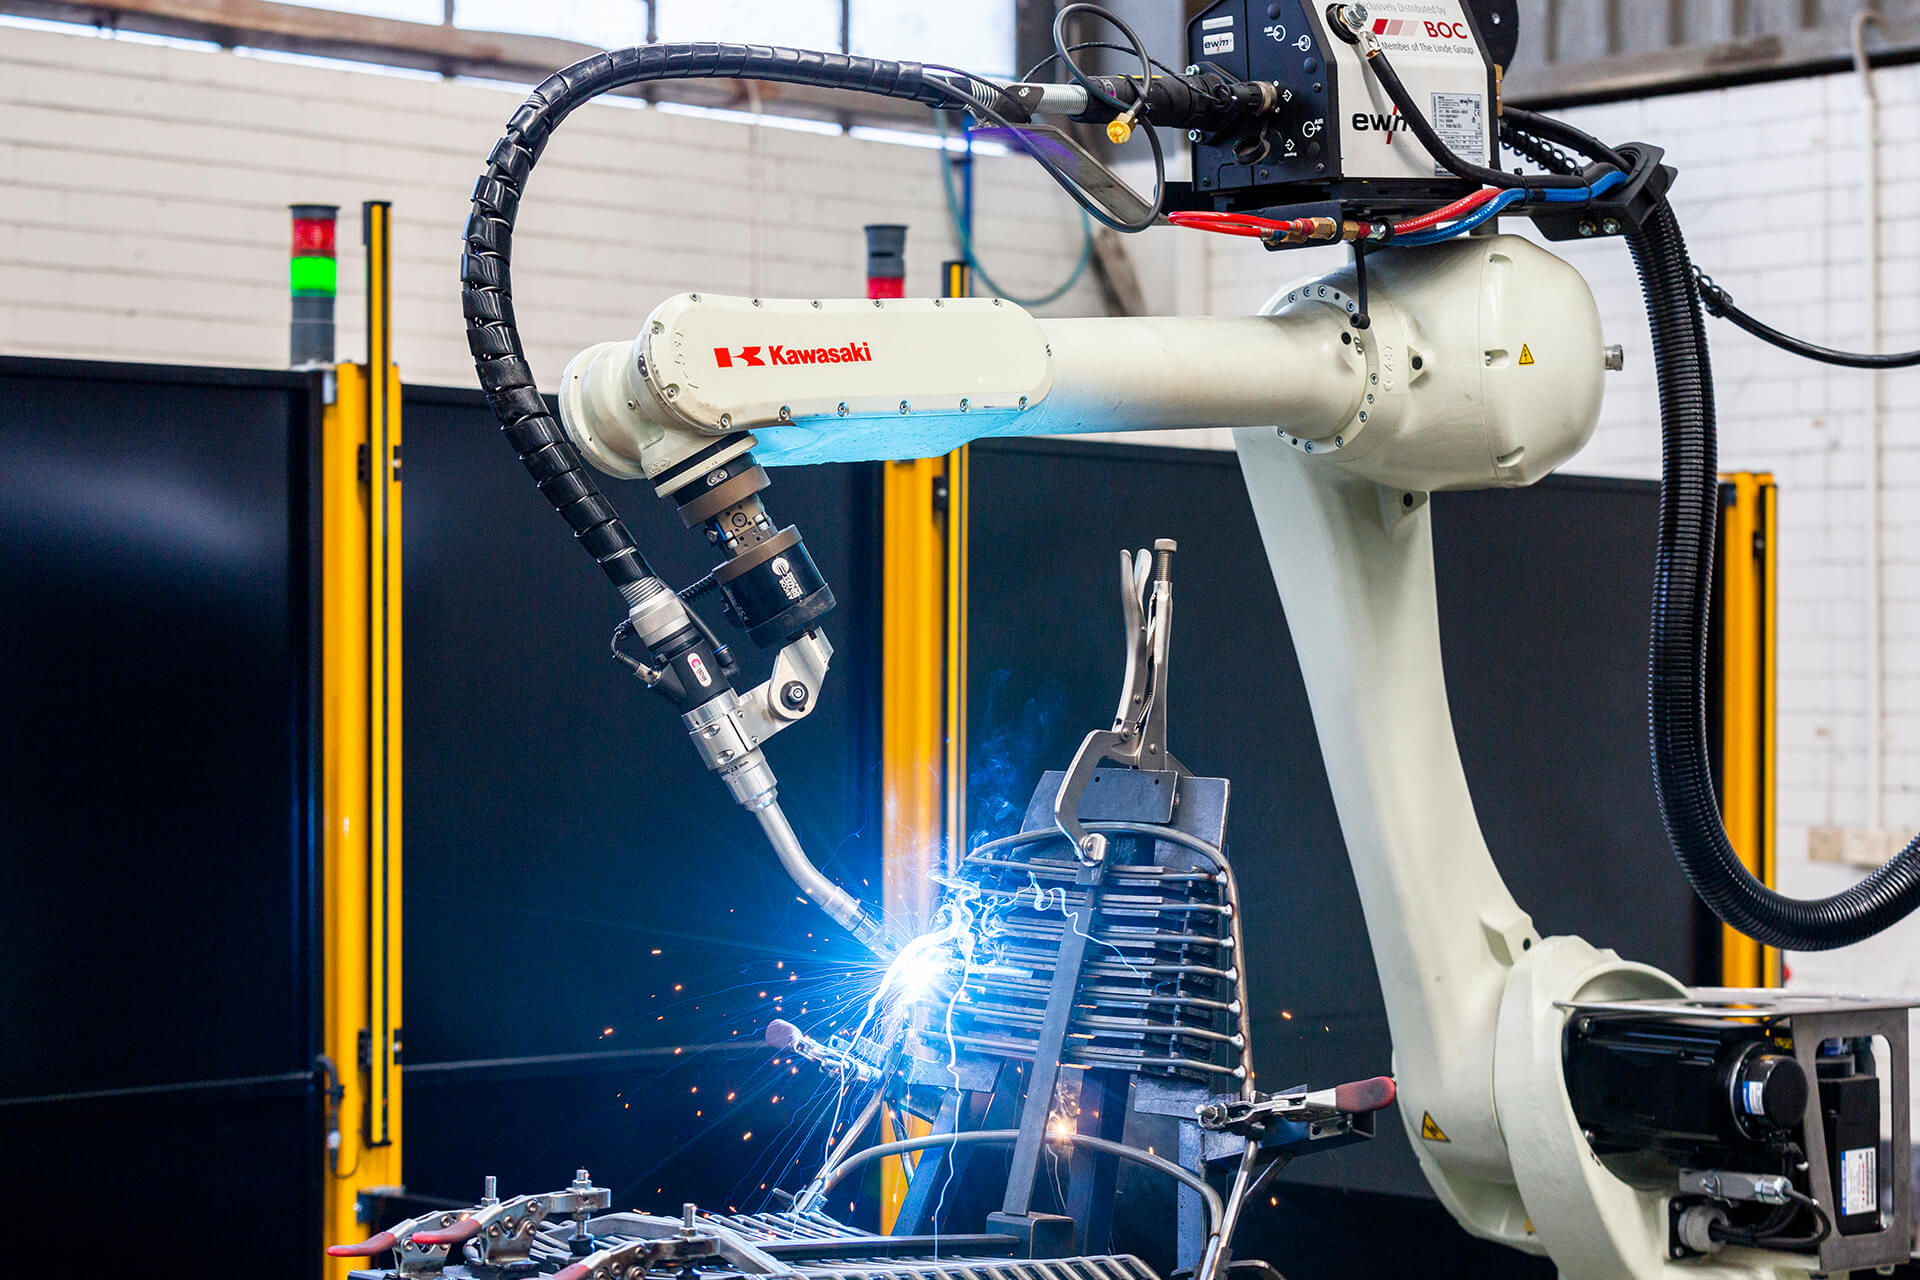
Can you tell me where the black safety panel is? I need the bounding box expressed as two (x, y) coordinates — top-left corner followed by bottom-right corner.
(0, 357), (323, 1276)
(400, 386), (884, 1211)
(966, 438), (1685, 1278)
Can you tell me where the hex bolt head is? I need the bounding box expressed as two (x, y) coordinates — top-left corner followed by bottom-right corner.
(781, 681), (808, 708)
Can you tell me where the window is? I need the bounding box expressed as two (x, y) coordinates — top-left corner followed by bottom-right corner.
(265, 1), (1017, 73)
(278, 0), (445, 22)
(653, 0), (842, 48)
(453, 0), (648, 48)
(850, 0), (1014, 79)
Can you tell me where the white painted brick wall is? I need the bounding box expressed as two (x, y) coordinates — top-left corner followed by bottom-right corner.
(0, 24), (1103, 388)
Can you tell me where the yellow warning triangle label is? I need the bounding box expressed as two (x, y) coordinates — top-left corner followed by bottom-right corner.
(1420, 1112), (1451, 1142)
(1518, 344), (1536, 366)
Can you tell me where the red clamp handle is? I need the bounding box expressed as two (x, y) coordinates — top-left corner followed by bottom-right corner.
(411, 1217), (484, 1246)
(1332, 1076), (1397, 1114)
(551, 1264), (592, 1280)
(326, 1230), (398, 1258)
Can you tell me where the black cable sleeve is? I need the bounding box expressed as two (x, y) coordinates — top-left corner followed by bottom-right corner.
(1507, 102), (1920, 947)
(464, 44), (977, 593)
(1627, 195), (1920, 950)
(1501, 127), (1578, 176)
(1503, 106), (1628, 170)
(1695, 272), (1920, 369)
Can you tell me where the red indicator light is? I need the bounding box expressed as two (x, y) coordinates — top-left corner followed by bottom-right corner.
(292, 217), (336, 256)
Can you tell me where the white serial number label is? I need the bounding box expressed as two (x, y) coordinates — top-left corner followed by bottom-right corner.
(1429, 92), (1485, 175)
(1841, 1147), (1878, 1217)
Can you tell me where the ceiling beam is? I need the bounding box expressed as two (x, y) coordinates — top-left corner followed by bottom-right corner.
(1506, 14), (1920, 106)
(12, 0), (1918, 149)
(3, 0), (934, 126)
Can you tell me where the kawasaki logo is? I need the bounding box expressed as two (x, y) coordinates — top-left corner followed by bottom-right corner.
(714, 342), (874, 369)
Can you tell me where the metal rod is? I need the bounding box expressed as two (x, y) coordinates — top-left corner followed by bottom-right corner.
(814, 1129), (1226, 1233)
(793, 1087), (886, 1215)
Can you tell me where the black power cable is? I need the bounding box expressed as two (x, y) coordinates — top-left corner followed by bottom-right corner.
(1046, 3), (1168, 232)
(463, 37), (1168, 595)
(1708, 1189), (1833, 1250)
(1021, 39), (1191, 86)
(1359, 41), (1598, 189)
(1695, 271), (1920, 369)
(1053, 3), (1154, 113)
(1507, 110), (1916, 370)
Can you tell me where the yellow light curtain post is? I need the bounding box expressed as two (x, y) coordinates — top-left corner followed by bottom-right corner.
(877, 256), (973, 1232)
(1716, 473), (1780, 988)
(322, 201), (404, 1273)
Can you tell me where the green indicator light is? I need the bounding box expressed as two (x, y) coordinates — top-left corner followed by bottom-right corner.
(290, 255), (337, 297)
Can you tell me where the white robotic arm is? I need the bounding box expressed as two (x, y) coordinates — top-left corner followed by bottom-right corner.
(558, 234), (1603, 490)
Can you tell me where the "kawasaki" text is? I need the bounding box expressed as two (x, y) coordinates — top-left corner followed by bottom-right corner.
(714, 342), (874, 369)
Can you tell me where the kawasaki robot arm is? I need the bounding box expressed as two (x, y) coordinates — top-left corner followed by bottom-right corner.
(463, 9), (1916, 1276)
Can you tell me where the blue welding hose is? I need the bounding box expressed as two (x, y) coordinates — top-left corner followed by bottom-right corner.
(1394, 172), (1626, 247)
(936, 115), (1093, 307)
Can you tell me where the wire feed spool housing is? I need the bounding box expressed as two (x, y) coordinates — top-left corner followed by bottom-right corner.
(1185, 0), (1499, 221)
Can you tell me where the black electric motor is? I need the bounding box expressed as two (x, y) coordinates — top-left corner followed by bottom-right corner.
(1563, 1013), (1809, 1187)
